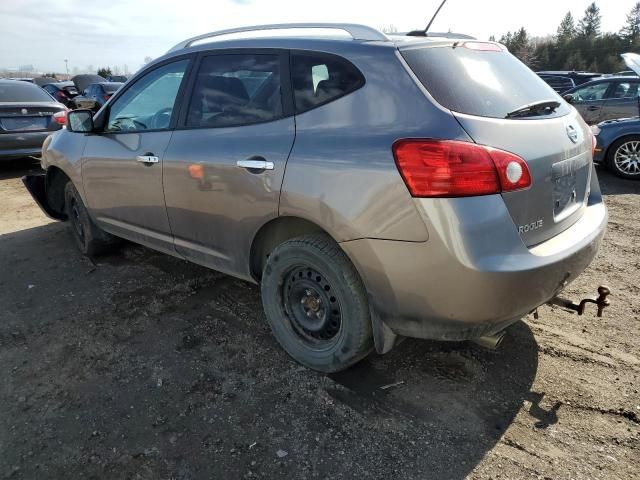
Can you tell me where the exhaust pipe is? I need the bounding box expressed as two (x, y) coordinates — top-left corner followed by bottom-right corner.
(471, 331), (505, 350)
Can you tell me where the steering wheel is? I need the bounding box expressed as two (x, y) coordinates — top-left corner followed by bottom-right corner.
(110, 117), (147, 131)
(150, 107), (173, 130)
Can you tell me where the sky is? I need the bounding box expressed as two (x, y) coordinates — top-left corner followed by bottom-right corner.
(0, 0), (637, 73)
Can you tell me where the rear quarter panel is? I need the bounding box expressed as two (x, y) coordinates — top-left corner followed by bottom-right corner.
(280, 44), (470, 242)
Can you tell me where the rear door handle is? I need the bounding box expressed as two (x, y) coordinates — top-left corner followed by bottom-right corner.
(236, 159), (274, 170)
(136, 154), (159, 164)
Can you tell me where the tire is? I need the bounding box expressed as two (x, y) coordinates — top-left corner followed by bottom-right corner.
(64, 181), (116, 256)
(261, 234), (373, 373)
(607, 136), (640, 179)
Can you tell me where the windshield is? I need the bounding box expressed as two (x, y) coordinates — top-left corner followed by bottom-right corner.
(401, 45), (570, 119)
(0, 82), (53, 102)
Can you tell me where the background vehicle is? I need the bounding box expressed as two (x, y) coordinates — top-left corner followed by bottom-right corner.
(537, 71), (602, 87)
(70, 74), (106, 93)
(0, 79), (66, 160)
(564, 77), (640, 124)
(537, 74), (575, 93)
(33, 76), (58, 87)
(42, 81), (79, 107)
(24, 24), (606, 372)
(592, 118), (640, 179)
(72, 82), (123, 111)
(106, 75), (128, 83)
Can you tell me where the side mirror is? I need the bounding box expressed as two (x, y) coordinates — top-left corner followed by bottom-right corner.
(563, 93), (575, 104)
(67, 109), (94, 133)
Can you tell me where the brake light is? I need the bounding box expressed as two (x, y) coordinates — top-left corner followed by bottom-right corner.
(103, 94), (111, 101)
(392, 139), (531, 197)
(462, 41), (503, 52)
(53, 110), (67, 125)
(55, 91), (68, 100)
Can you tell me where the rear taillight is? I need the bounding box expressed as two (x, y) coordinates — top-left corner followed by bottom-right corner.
(591, 131), (597, 157)
(103, 94), (111, 101)
(55, 91), (68, 101)
(53, 110), (67, 125)
(392, 139), (531, 198)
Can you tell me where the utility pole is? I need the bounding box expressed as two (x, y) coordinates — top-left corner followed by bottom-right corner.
(64, 59), (69, 79)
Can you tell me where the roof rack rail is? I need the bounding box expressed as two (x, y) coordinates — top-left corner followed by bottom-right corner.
(167, 23), (389, 53)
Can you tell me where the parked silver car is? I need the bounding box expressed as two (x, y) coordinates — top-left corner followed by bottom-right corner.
(564, 76), (640, 125)
(24, 24), (607, 372)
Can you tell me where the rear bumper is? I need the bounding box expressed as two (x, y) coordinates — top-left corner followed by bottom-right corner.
(341, 174), (607, 341)
(0, 131), (50, 160)
(22, 173), (66, 220)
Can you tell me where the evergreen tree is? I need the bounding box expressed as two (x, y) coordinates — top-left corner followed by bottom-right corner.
(557, 11), (576, 43)
(97, 67), (112, 78)
(620, 2), (640, 44)
(577, 2), (602, 38)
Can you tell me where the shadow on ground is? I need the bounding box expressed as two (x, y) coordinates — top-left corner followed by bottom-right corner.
(0, 158), (41, 181)
(0, 222), (544, 479)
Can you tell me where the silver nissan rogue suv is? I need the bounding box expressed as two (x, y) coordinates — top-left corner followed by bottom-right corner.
(24, 24), (607, 372)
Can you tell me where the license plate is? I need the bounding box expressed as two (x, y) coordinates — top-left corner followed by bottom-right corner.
(0, 117), (48, 131)
(551, 156), (589, 217)
(553, 172), (577, 216)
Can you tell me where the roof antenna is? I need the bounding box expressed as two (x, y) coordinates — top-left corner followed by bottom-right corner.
(407, 0), (449, 37)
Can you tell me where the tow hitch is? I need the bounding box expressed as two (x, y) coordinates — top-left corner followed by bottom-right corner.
(547, 286), (611, 317)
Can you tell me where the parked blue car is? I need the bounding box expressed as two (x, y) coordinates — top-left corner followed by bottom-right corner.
(592, 118), (640, 179)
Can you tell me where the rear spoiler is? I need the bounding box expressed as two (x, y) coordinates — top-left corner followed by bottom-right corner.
(405, 31), (476, 40)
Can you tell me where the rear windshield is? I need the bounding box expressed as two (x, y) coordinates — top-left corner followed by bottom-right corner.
(0, 82), (53, 102)
(401, 45), (570, 119)
(103, 83), (122, 93)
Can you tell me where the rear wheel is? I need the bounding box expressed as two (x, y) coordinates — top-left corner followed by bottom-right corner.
(607, 136), (640, 179)
(64, 181), (117, 256)
(261, 234), (373, 372)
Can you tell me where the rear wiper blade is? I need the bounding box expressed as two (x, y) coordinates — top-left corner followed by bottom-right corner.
(505, 100), (561, 119)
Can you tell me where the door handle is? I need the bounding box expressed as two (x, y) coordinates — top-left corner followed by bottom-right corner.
(587, 106), (600, 111)
(136, 154), (159, 164)
(236, 159), (274, 170)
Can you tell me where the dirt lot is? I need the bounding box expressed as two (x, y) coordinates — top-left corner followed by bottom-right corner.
(0, 160), (638, 480)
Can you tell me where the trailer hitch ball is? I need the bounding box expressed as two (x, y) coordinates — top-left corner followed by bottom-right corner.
(593, 286), (611, 317)
(548, 285), (611, 317)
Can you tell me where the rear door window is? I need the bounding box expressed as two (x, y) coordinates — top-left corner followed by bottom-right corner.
(290, 52), (364, 113)
(185, 54), (283, 128)
(401, 45), (570, 119)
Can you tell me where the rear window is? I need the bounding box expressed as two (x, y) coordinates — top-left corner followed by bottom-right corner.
(0, 82), (53, 102)
(103, 83), (123, 93)
(401, 46), (570, 119)
(291, 52), (364, 113)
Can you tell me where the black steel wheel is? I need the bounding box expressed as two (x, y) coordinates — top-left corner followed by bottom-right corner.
(261, 234), (373, 372)
(283, 266), (342, 345)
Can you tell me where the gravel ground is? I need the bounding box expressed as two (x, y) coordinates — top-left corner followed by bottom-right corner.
(0, 161), (638, 480)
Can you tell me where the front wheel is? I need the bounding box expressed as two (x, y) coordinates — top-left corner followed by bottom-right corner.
(64, 181), (117, 256)
(607, 136), (640, 179)
(261, 234), (373, 373)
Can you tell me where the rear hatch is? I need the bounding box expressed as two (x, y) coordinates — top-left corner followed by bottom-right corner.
(400, 42), (593, 246)
(61, 84), (79, 97)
